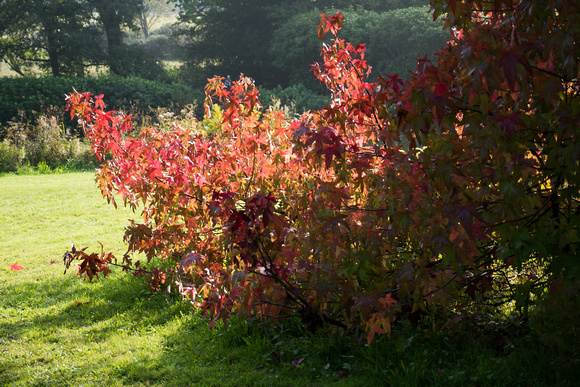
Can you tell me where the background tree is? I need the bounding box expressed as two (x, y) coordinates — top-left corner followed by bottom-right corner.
(176, 0), (289, 88)
(270, 6), (448, 89)
(138, 0), (178, 39)
(88, 0), (147, 76)
(0, 0), (103, 77)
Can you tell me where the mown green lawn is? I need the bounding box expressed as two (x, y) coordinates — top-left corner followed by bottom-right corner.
(0, 173), (292, 386)
(0, 172), (577, 386)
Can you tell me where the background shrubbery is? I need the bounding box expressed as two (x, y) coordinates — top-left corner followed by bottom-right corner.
(0, 76), (333, 128)
(0, 108), (98, 173)
(0, 76), (205, 126)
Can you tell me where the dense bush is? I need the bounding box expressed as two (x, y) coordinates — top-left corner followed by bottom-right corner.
(0, 76), (205, 126)
(64, 2), (579, 348)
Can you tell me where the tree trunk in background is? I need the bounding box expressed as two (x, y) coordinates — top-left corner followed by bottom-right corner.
(34, 0), (60, 77)
(91, 1), (125, 75)
(139, 11), (150, 39)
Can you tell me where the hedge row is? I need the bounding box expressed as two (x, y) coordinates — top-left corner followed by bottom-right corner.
(0, 76), (205, 125)
(259, 84), (329, 115)
(0, 76), (331, 129)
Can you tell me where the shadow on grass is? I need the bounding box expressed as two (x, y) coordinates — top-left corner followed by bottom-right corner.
(1, 268), (308, 386)
(2, 269), (579, 386)
(0, 269), (193, 384)
(2, 269), (185, 338)
(151, 307), (580, 387)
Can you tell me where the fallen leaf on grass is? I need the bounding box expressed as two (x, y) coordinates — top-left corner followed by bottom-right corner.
(9, 262), (24, 271)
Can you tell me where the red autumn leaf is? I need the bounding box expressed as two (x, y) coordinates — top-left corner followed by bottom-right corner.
(499, 48), (531, 89)
(322, 144), (343, 169)
(493, 111), (525, 134)
(537, 50), (554, 72)
(9, 261), (24, 271)
(433, 82), (449, 97)
(385, 73), (404, 94)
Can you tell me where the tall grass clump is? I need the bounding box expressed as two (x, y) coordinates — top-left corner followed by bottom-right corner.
(0, 108), (98, 174)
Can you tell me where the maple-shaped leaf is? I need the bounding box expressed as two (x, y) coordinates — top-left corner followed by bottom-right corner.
(433, 82), (449, 97)
(292, 124), (310, 141)
(323, 144), (343, 169)
(493, 111), (525, 134)
(9, 261), (24, 271)
(499, 48), (532, 89)
(536, 50), (554, 72)
(366, 313), (391, 344)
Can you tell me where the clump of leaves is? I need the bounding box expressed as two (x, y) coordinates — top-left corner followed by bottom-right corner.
(64, 1), (579, 344)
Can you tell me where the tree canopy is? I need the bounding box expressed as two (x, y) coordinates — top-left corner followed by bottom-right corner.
(176, 0), (286, 88)
(0, 0), (166, 78)
(270, 6), (448, 89)
(0, 0), (103, 77)
(175, 0), (443, 89)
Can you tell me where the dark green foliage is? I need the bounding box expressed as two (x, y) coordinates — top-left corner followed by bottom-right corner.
(104, 44), (168, 81)
(0, 76), (205, 126)
(260, 84), (329, 114)
(270, 6), (449, 88)
(142, 35), (184, 62)
(176, 0), (288, 89)
(176, 1), (442, 90)
(342, 6), (449, 78)
(0, 0), (105, 77)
